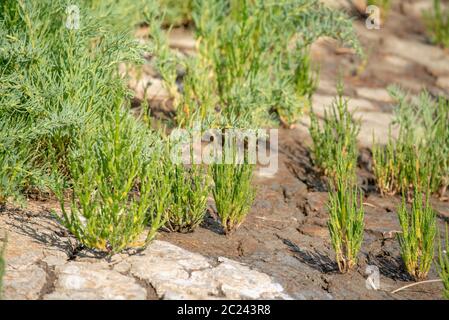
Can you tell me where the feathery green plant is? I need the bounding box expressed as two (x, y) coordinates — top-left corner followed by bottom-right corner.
(397, 188), (436, 281)
(309, 84), (360, 178)
(56, 109), (169, 254)
(159, 0), (193, 26)
(0, 0), (156, 196)
(156, 0), (362, 128)
(327, 151), (365, 273)
(424, 0), (449, 48)
(211, 133), (256, 234)
(438, 224), (449, 299)
(165, 162), (209, 233)
(1, 1), (194, 253)
(367, 0), (391, 8)
(371, 130), (397, 196)
(372, 89), (449, 196)
(311, 83), (364, 273)
(0, 149), (24, 205)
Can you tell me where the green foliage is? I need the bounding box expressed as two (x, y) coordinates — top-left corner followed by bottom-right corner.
(0, 1), (361, 255)
(56, 109), (168, 254)
(327, 152), (365, 273)
(309, 85), (360, 178)
(158, 0), (193, 26)
(0, 127), (51, 204)
(424, 0), (449, 48)
(397, 189), (436, 281)
(155, 0), (362, 128)
(371, 129), (398, 196)
(438, 224), (449, 299)
(0, 149), (25, 204)
(0, 0), (154, 195)
(164, 162), (209, 233)
(211, 135), (256, 234)
(372, 88), (449, 196)
(311, 83), (364, 273)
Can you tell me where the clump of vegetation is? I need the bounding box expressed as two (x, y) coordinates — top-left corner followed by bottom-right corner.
(0, 0), (363, 255)
(0, 0), (154, 195)
(0, 150), (25, 205)
(397, 189), (436, 281)
(1, 1), (176, 253)
(371, 130), (398, 196)
(327, 151), (365, 273)
(156, 0), (362, 128)
(424, 0), (449, 48)
(372, 89), (449, 197)
(159, 0), (193, 26)
(437, 225), (449, 299)
(310, 83), (364, 273)
(211, 134), (256, 234)
(309, 84), (360, 178)
(164, 162), (209, 233)
(56, 109), (169, 254)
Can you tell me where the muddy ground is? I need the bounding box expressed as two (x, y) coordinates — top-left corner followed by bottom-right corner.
(2, 0), (449, 299)
(159, 128), (448, 300)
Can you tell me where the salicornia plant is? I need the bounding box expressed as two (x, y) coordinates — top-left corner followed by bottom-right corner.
(0, 0), (156, 195)
(164, 162), (209, 233)
(0, 149), (24, 205)
(56, 109), (169, 254)
(155, 0), (362, 128)
(0, 131), (49, 205)
(327, 151), (365, 273)
(437, 224), (449, 299)
(309, 84), (360, 178)
(372, 88), (449, 197)
(424, 0), (449, 48)
(158, 0), (193, 26)
(397, 188), (436, 281)
(211, 133), (256, 234)
(371, 130), (397, 196)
